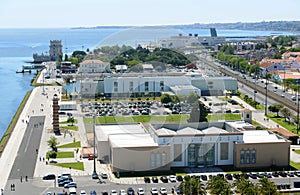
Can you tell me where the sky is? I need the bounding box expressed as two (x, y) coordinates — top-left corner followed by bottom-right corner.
(0, 0), (299, 28)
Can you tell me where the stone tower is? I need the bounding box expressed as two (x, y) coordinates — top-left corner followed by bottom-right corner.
(49, 40), (62, 61)
(52, 94), (60, 134)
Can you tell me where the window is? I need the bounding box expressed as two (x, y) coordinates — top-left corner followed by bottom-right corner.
(162, 152), (167, 166)
(160, 81), (164, 91)
(145, 81), (149, 92)
(174, 144), (182, 162)
(240, 150), (244, 164)
(252, 150), (256, 164)
(150, 153), (155, 168)
(246, 150), (250, 164)
(129, 81), (133, 92)
(156, 153), (161, 167)
(113, 81), (118, 93)
(220, 143), (229, 160)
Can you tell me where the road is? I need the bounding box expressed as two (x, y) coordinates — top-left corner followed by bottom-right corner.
(6, 116), (45, 184)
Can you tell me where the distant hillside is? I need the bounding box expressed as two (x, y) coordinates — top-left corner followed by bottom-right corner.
(75, 21), (300, 33)
(169, 21), (300, 32)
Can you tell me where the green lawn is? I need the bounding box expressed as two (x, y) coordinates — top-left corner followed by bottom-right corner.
(290, 161), (300, 170)
(268, 114), (297, 134)
(53, 162), (84, 171)
(60, 125), (78, 131)
(58, 141), (81, 148)
(60, 119), (78, 124)
(84, 114), (190, 124)
(207, 113), (241, 121)
(46, 151), (74, 158)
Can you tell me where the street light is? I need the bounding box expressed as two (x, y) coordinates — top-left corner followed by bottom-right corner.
(92, 114), (97, 177)
(265, 70), (268, 116)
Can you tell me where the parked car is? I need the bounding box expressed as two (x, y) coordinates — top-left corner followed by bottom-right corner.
(127, 187), (135, 195)
(152, 176), (158, 183)
(43, 174), (56, 180)
(176, 175), (183, 182)
(159, 188), (167, 195)
(137, 188), (145, 195)
(150, 188), (158, 195)
(119, 189), (126, 195)
(160, 176), (168, 183)
(90, 190), (97, 195)
(169, 175), (176, 182)
(101, 172), (108, 179)
(175, 188), (183, 195)
(80, 190), (87, 195)
(144, 177), (150, 183)
(110, 189), (118, 195)
(249, 172), (257, 179)
(92, 172), (99, 179)
(64, 182), (77, 188)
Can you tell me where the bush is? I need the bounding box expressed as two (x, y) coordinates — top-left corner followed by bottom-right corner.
(48, 152), (57, 159)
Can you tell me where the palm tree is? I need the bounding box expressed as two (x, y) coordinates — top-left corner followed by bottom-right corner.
(206, 175), (233, 195)
(257, 177), (279, 195)
(234, 176), (258, 195)
(280, 107), (293, 122)
(179, 175), (206, 195)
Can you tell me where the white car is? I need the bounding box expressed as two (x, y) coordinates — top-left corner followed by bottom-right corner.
(137, 188), (145, 195)
(160, 187), (167, 195)
(169, 175), (176, 182)
(111, 189), (118, 195)
(101, 172), (108, 179)
(80, 190), (87, 195)
(150, 188), (158, 195)
(119, 189), (126, 195)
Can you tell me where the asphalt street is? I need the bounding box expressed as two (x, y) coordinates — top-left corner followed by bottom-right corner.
(7, 116), (45, 182)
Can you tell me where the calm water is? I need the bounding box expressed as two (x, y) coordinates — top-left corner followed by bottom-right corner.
(0, 27), (296, 138)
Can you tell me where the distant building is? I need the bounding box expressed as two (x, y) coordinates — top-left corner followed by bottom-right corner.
(33, 40), (62, 63)
(60, 61), (77, 73)
(79, 60), (110, 73)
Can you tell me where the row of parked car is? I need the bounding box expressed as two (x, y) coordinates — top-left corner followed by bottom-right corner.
(144, 175), (182, 183)
(189, 171), (300, 182)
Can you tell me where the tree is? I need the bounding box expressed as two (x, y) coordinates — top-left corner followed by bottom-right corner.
(179, 175), (206, 195)
(280, 107), (293, 122)
(187, 92), (199, 104)
(48, 136), (59, 152)
(67, 117), (75, 126)
(160, 93), (172, 104)
(206, 175), (233, 195)
(257, 177), (279, 195)
(234, 176), (258, 195)
(268, 104), (284, 117)
(188, 102), (208, 122)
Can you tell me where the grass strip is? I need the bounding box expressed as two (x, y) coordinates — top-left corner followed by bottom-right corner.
(53, 162), (84, 171)
(58, 141), (81, 148)
(46, 151), (74, 158)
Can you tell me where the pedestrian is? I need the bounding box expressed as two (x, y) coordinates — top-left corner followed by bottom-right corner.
(12, 184), (15, 191)
(20, 176), (22, 183)
(10, 184), (13, 191)
(43, 157), (45, 162)
(39, 157), (41, 161)
(25, 176), (28, 182)
(1, 188), (3, 195)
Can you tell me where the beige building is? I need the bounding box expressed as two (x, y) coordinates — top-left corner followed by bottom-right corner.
(233, 130), (291, 169)
(94, 122), (291, 173)
(95, 124), (170, 172)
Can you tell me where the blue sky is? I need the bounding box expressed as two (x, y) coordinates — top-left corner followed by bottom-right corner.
(0, 0), (299, 28)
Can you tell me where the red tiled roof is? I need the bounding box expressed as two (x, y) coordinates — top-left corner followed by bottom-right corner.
(269, 128), (298, 137)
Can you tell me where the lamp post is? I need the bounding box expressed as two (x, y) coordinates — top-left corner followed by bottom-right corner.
(92, 114), (97, 175)
(297, 81), (300, 134)
(265, 70), (268, 116)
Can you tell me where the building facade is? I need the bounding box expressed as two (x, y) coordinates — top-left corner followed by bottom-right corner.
(79, 60), (110, 73)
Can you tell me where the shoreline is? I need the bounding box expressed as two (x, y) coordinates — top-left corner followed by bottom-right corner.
(0, 90), (32, 158)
